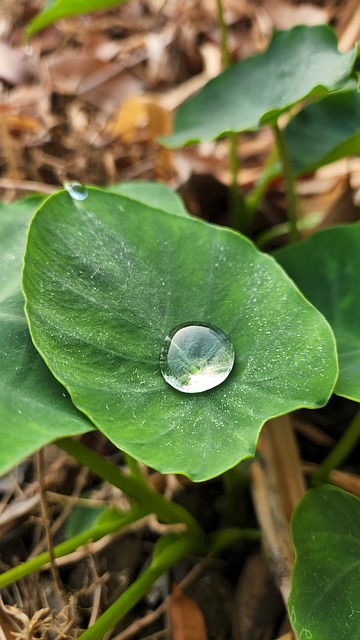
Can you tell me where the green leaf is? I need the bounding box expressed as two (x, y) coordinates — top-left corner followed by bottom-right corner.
(0, 197), (93, 477)
(27, 0), (128, 38)
(106, 181), (189, 217)
(23, 187), (337, 481)
(275, 223), (360, 401)
(163, 25), (358, 148)
(288, 484), (360, 640)
(65, 499), (105, 537)
(285, 89), (360, 175)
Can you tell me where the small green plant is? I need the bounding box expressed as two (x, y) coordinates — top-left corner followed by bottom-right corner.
(2, 6), (360, 639)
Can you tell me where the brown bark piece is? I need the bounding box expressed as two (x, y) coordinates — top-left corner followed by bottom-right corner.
(250, 415), (305, 602)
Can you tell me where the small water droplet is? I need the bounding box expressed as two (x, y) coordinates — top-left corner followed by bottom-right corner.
(160, 322), (235, 393)
(64, 181), (88, 201)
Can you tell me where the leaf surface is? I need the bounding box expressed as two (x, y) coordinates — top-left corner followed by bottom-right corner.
(289, 485), (360, 640)
(23, 188), (337, 481)
(27, 0), (128, 37)
(285, 89), (360, 175)
(163, 26), (358, 147)
(0, 197), (92, 477)
(275, 224), (360, 401)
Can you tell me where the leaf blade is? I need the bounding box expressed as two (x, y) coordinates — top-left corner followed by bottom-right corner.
(289, 485), (360, 640)
(285, 89), (360, 175)
(0, 197), (93, 477)
(23, 188), (338, 481)
(275, 223), (360, 401)
(163, 26), (358, 148)
(27, 0), (128, 37)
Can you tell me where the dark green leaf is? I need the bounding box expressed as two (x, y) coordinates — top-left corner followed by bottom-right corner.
(285, 89), (360, 175)
(65, 499), (105, 537)
(23, 188), (337, 481)
(0, 197), (92, 477)
(163, 26), (358, 148)
(27, 0), (128, 38)
(289, 485), (360, 640)
(275, 223), (360, 401)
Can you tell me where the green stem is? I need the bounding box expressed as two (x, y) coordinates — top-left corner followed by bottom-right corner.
(312, 409), (360, 486)
(223, 466), (249, 524)
(245, 149), (280, 216)
(77, 533), (198, 640)
(216, 0), (231, 67)
(272, 122), (299, 243)
(57, 437), (204, 540)
(255, 212), (323, 249)
(215, 0), (248, 232)
(229, 133), (249, 232)
(124, 452), (145, 483)
(0, 505), (146, 589)
(209, 527), (261, 555)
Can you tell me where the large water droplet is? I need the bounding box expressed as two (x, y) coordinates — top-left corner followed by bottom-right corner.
(160, 322), (235, 393)
(64, 181), (88, 201)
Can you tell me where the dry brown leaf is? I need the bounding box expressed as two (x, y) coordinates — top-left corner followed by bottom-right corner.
(110, 94), (172, 140)
(110, 94), (174, 180)
(168, 583), (207, 640)
(233, 552), (283, 640)
(262, 0), (329, 30)
(0, 109), (40, 132)
(0, 43), (33, 85)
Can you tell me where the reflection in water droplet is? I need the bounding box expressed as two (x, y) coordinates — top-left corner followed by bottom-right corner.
(64, 181), (88, 201)
(160, 322), (235, 393)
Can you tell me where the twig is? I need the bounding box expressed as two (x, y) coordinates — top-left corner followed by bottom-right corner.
(36, 450), (67, 602)
(111, 556), (214, 640)
(0, 177), (57, 194)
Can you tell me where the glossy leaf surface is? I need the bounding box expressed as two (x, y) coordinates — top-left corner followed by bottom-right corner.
(285, 89), (360, 175)
(164, 26), (359, 147)
(27, 0), (128, 37)
(0, 197), (92, 477)
(275, 223), (360, 401)
(289, 485), (360, 640)
(23, 188), (337, 481)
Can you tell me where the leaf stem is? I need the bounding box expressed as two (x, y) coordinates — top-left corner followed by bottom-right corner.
(76, 534), (199, 640)
(209, 527), (261, 555)
(312, 409), (360, 486)
(222, 466), (249, 524)
(56, 437), (204, 540)
(124, 452), (145, 484)
(216, 0), (231, 68)
(272, 122), (299, 243)
(0, 506), (146, 589)
(215, 0), (248, 231)
(255, 212), (322, 249)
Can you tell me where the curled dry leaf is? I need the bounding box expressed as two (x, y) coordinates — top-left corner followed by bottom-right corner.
(168, 584), (207, 640)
